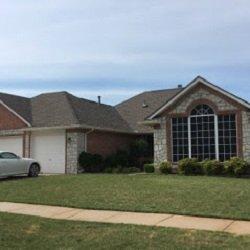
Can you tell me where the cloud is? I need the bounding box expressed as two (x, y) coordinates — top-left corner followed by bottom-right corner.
(0, 1), (249, 103)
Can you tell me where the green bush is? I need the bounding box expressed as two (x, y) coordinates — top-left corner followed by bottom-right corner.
(112, 167), (122, 174)
(224, 157), (249, 177)
(159, 161), (172, 174)
(202, 160), (224, 176)
(144, 163), (155, 173)
(104, 150), (130, 169)
(78, 152), (103, 173)
(178, 158), (203, 175)
(129, 139), (149, 158)
(103, 167), (113, 173)
(121, 167), (141, 174)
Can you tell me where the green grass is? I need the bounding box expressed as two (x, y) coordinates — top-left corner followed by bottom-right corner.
(0, 212), (250, 249)
(0, 174), (250, 220)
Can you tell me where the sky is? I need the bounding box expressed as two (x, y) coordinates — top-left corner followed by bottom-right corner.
(0, 0), (250, 105)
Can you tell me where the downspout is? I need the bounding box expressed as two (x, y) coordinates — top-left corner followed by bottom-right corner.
(85, 128), (94, 152)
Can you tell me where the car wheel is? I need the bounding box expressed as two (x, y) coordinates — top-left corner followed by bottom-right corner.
(28, 163), (40, 177)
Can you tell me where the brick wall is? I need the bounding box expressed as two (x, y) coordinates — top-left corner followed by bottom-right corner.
(87, 131), (137, 157)
(0, 104), (28, 130)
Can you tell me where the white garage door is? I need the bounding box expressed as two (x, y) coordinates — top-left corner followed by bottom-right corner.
(31, 130), (66, 174)
(0, 136), (23, 156)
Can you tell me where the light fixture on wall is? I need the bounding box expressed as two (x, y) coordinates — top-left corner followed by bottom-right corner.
(67, 137), (72, 143)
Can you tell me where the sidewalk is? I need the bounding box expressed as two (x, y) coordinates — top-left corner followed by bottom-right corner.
(0, 202), (249, 235)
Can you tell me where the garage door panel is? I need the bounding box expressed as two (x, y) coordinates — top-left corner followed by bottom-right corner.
(31, 131), (65, 174)
(0, 136), (23, 156)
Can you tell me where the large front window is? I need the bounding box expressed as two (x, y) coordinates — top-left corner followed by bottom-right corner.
(172, 104), (237, 162)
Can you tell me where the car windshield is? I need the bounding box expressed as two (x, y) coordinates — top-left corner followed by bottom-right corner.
(0, 152), (18, 159)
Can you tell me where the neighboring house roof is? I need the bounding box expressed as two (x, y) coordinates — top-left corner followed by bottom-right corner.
(0, 92), (32, 124)
(116, 87), (183, 133)
(148, 76), (250, 120)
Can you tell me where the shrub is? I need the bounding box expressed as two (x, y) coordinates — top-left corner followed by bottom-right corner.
(144, 163), (155, 173)
(121, 167), (141, 174)
(224, 157), (249, 177)
(178, 158), (203, 175)
(224, 160), (235, 176)
(202, 160), (224, 176)
(78, 152), (103, 173)
(159, 161), (172, 174)
(129, 139), (149, 158)
(112, 167), (122, 174)
(104, 150), (130, 169)
(103, 167), (113, 173)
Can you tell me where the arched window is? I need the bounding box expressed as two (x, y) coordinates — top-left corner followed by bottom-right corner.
(190, 104), (214, 116)
(172, 103), (237, 162)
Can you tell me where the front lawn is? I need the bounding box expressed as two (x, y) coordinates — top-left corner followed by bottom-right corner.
(0, 212), (250, 249)
(0, 174), (249, 220)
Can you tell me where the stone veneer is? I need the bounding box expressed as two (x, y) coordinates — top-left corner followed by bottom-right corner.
(153, 86), (240, 164)
(23, 132), (31, 158)
(154, 117), (167, 164)
(170, 88), (236, 114)
(66, 131), (86, 174)
(242, 111), (250, 161)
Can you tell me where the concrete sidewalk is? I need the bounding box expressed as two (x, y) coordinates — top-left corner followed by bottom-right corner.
(0, 202), (249, 235)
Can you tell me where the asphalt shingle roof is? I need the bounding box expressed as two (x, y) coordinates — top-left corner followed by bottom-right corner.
(0, 91), (133, 133)
(0, 92), (32, 124)
(116, 88), (183, 133)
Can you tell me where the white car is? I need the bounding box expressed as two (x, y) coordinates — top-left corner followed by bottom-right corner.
(0, 151), (40, 178)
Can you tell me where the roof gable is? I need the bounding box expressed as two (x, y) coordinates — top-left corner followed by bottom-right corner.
(0, 93), (31, 126)
(148, 76), (250, 119)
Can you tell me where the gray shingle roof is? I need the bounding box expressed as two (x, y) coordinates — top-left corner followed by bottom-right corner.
(66, 93), (132, 132)
(0, 92), (32, 123)
(0, 91), (132, 133)
(30, 92), (78, 128)
(116, 88), (183, 133)
(0, 88), (182, 133)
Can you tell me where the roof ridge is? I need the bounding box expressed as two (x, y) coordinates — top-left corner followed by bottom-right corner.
(144, 87), (184, 94)
(0, 91), (30, 100)
(115, 87), (183, 108)
(63, 92), (81, 125)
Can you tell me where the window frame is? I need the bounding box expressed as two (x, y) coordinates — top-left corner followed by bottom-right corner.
(171, 105), (237, 162)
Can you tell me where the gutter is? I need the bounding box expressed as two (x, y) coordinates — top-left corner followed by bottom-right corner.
(21, 124), (136, 135)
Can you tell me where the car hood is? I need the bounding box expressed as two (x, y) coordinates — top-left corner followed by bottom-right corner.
(21, 157), (37, 161)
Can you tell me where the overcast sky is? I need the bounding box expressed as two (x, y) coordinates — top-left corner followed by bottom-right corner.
(0, 0), (249, 104)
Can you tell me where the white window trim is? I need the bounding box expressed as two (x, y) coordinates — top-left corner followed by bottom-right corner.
(187, 113), (219, 160)
(214, 115), (219, 160)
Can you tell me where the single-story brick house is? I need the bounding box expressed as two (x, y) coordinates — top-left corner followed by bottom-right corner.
(0, 76), (250, 173)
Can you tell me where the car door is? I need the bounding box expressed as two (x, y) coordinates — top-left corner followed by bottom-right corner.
(0, 152), (25, 175)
